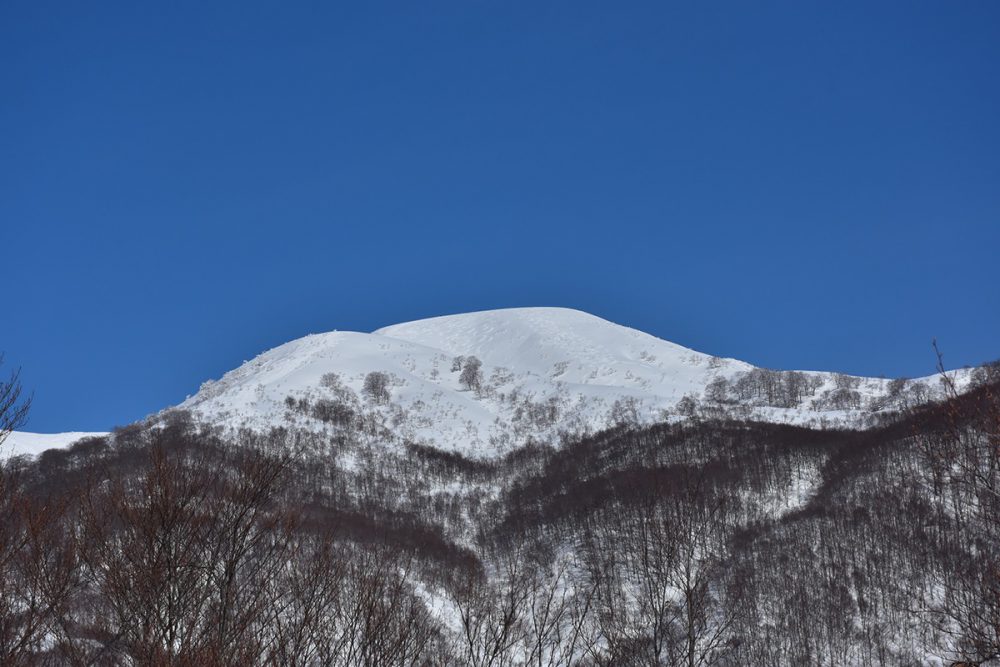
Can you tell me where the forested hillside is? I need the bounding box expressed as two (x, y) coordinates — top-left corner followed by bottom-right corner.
(2, 366), (998, 665)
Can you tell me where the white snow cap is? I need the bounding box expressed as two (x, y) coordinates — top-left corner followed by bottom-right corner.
(172, 307), (961, 455)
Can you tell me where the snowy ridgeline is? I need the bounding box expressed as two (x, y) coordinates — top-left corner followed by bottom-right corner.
(174, 307), (974, 455)
(9, 307), (981, 461)
(1, 431), (108, 460)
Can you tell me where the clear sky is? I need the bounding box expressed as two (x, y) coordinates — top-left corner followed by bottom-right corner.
(2, 1), (998, 432)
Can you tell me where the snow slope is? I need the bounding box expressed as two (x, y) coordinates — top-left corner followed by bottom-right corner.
(176, 307), (966, 455)
(1, 431), (109, 460)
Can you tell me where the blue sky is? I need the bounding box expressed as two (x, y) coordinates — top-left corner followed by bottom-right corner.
(2, 1), (998, 432)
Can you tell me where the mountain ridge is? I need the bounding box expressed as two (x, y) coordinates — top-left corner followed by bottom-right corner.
(175, 307), (966, 455)
(5, 307), (976, 460)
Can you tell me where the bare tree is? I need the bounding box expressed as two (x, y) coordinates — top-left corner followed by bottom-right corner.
(69, 445), (298, 665)
(0, 358), (71, 666)
(0, 472), (78, 666)
(922, 343), (1000, 664)
(703, 377), (730, 405)
(520, 551), (596, 667)
(265, 536), (347, 666)
(363, 371), (391, 405)
(328, 546), (437, 666)
(460, 357), (484, 394)
(583, 467), (736, 667)
(0, 354), (31, 450)
(450, 542), (531, 667)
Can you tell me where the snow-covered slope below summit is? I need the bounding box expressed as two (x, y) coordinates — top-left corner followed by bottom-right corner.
(177, 307), (966, 455)
(375, 308), (748, 395)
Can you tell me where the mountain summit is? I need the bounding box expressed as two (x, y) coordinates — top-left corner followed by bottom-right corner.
(177, 307), (956, 454)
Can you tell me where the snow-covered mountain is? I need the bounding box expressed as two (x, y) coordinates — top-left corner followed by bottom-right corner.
(176, 307), (964, 455)
(4, 308), (994, 666)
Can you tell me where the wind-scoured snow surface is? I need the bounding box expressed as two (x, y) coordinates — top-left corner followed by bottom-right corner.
(177, 307), (966, 455)
(1, 432), (108, 460)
